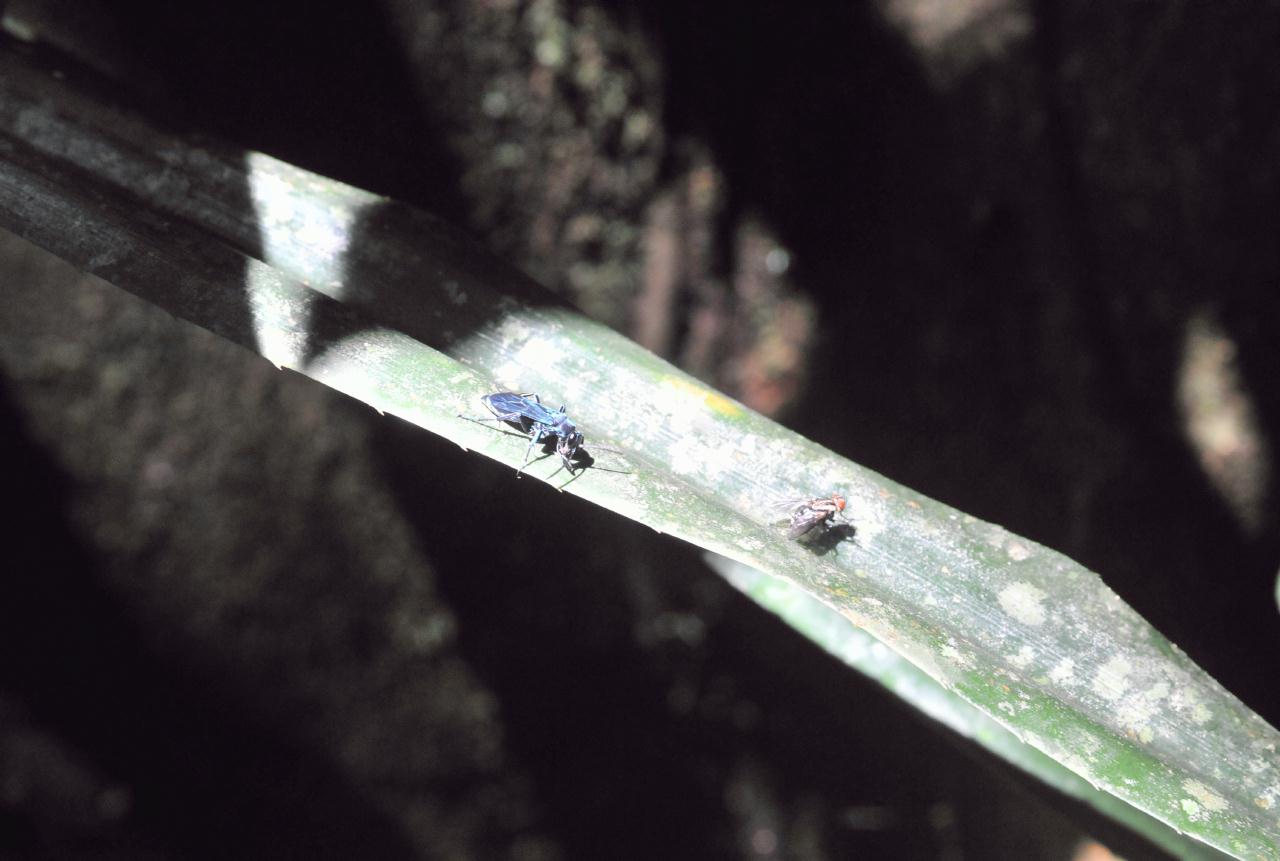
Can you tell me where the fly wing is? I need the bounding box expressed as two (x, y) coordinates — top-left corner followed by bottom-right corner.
(770, 496), (815, 513)
(769, 496), (824, 538)
(786, 507), (827, 539)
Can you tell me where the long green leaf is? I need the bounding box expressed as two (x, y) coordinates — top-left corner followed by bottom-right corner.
(1, 47), (1277, 860)
(709, 557), (1234, 860)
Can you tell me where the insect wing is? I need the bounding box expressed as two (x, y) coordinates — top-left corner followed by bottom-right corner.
(482, 391), (531, 418)
(786, 505), (830, 539)
(770, 496), (816, 513)
(479, 392), (539, 434)
(489, 392), (566, 424)
(772, 495), (846, 539)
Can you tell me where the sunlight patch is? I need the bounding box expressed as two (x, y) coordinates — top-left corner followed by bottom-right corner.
(247, 151), (369, 300)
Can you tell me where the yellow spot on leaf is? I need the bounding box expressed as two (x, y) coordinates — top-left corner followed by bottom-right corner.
(661, 377), (743, 417)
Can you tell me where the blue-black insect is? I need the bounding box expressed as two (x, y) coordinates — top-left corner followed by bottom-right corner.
(775, 494), (849, 540)
(462, 391), (587, 476)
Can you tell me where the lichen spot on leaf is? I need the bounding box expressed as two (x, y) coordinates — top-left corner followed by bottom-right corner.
(997, 582), (1047, 626)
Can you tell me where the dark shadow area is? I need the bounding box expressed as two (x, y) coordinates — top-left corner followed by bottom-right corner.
(796, 522), (857, 558)
(375, 413), (735, 859)
(631, 2), (946, 283)
(0, 377), (419, 860)
(293, 197), (578, 371)
(0, 33), (262, 349)
(101, 0), (466, 222)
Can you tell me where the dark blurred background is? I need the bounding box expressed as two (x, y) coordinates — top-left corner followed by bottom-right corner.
(1, 0), (1278, 858)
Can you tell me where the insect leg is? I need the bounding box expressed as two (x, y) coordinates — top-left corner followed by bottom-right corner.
(515, 423), (549, 475)
(558, 443), (577, 475)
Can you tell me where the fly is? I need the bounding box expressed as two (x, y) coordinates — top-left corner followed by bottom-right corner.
(461, 391), (587, 476)
(775, 494), (849, 540)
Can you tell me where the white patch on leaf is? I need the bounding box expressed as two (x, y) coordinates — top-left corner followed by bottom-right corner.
(998, 582), (1047, 626)
(1091, 657), (1132, 702)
